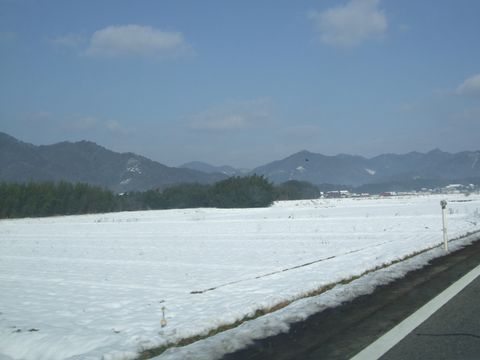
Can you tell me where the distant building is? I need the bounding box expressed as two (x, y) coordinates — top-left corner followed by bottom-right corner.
(325, 190), (350, 198)
(380, 191), (397, 197)
(443, 184), (465, 194)
(445, 184), (463, 189)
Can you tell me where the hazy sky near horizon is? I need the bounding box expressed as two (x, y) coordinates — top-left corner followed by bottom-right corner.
(1, 0), (479, 168)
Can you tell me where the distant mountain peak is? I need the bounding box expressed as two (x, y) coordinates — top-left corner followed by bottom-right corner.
(0, 131), (32, 147)
(2, 131), (479, 190)
(0, 132), (227, 192)
(251, 148), (480, 185)
(427, 148), (445, 154)
(0, 131), (17, 141)
(296, 149), (314, 155)
(180, 161), (247, 176)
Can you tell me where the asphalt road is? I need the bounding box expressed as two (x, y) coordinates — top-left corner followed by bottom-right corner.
(379, 274), (480, 360)
(222, 238), (480, 360)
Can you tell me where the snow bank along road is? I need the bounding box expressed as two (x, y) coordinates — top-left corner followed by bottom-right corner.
(222, 219), (480, 360)
(0, 195), (479, 360)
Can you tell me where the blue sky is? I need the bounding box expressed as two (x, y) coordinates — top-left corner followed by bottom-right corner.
(1, 0), (479, 168)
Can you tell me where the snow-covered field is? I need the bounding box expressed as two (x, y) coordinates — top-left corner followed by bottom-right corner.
(1, 195), (480, 360)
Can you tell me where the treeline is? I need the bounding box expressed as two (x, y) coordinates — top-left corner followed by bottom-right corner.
(275, 180), (320, 200)
(127, 175), (276, 210)
(0, 181), (117, 218)
(0, 177), (323, 219)
(0, 176), (320, 219)
(132, 179), (319, 210)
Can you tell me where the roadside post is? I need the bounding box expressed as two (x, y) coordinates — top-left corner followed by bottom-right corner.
(441, 200), (448, 251)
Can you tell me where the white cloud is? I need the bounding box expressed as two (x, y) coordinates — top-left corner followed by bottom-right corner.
(309, 0), (387, 48)
(86, 25), (191, 58)
(25, 111), (53, 122)
(67, 115), (129, 135)
(72, 116), (98, 130)
(456, 74), (480, 96)
(51, 33), (86, 49)
(105, 120), (129, 135)
(187, 99), (273, 132)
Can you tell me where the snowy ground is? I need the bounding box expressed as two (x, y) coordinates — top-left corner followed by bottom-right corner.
(1, 194), (480, 360)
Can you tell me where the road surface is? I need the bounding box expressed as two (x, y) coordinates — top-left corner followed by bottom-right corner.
(377, 271), (480, 360)
(222, 238), (480, 360)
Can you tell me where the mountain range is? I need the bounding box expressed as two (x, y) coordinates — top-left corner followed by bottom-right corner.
(1, 131), (479, 191)
(180, 161), (249, 177)
(250, 149), (480, 186)
(0, 132), (226, 192)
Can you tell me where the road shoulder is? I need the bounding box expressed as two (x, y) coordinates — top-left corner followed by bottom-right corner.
(222, 238), (480, 360)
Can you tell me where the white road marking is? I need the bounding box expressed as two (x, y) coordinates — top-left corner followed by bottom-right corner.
(350, 263), (480, 360)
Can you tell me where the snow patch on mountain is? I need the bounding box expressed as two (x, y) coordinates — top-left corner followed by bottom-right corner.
(365, 168), (376, 176)
(120, 178), (132, 185)
(472, 153), (479, 169)
(126, 158), (142, 175)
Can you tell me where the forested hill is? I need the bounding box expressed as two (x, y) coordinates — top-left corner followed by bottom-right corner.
(251, 149), (480, 185)
(0, 132), (226, 192)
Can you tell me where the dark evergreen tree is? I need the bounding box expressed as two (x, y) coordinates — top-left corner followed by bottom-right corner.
(0, 175), (277, 219)
(210, 175), (275, 208)
(275, 180), (320, 200)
